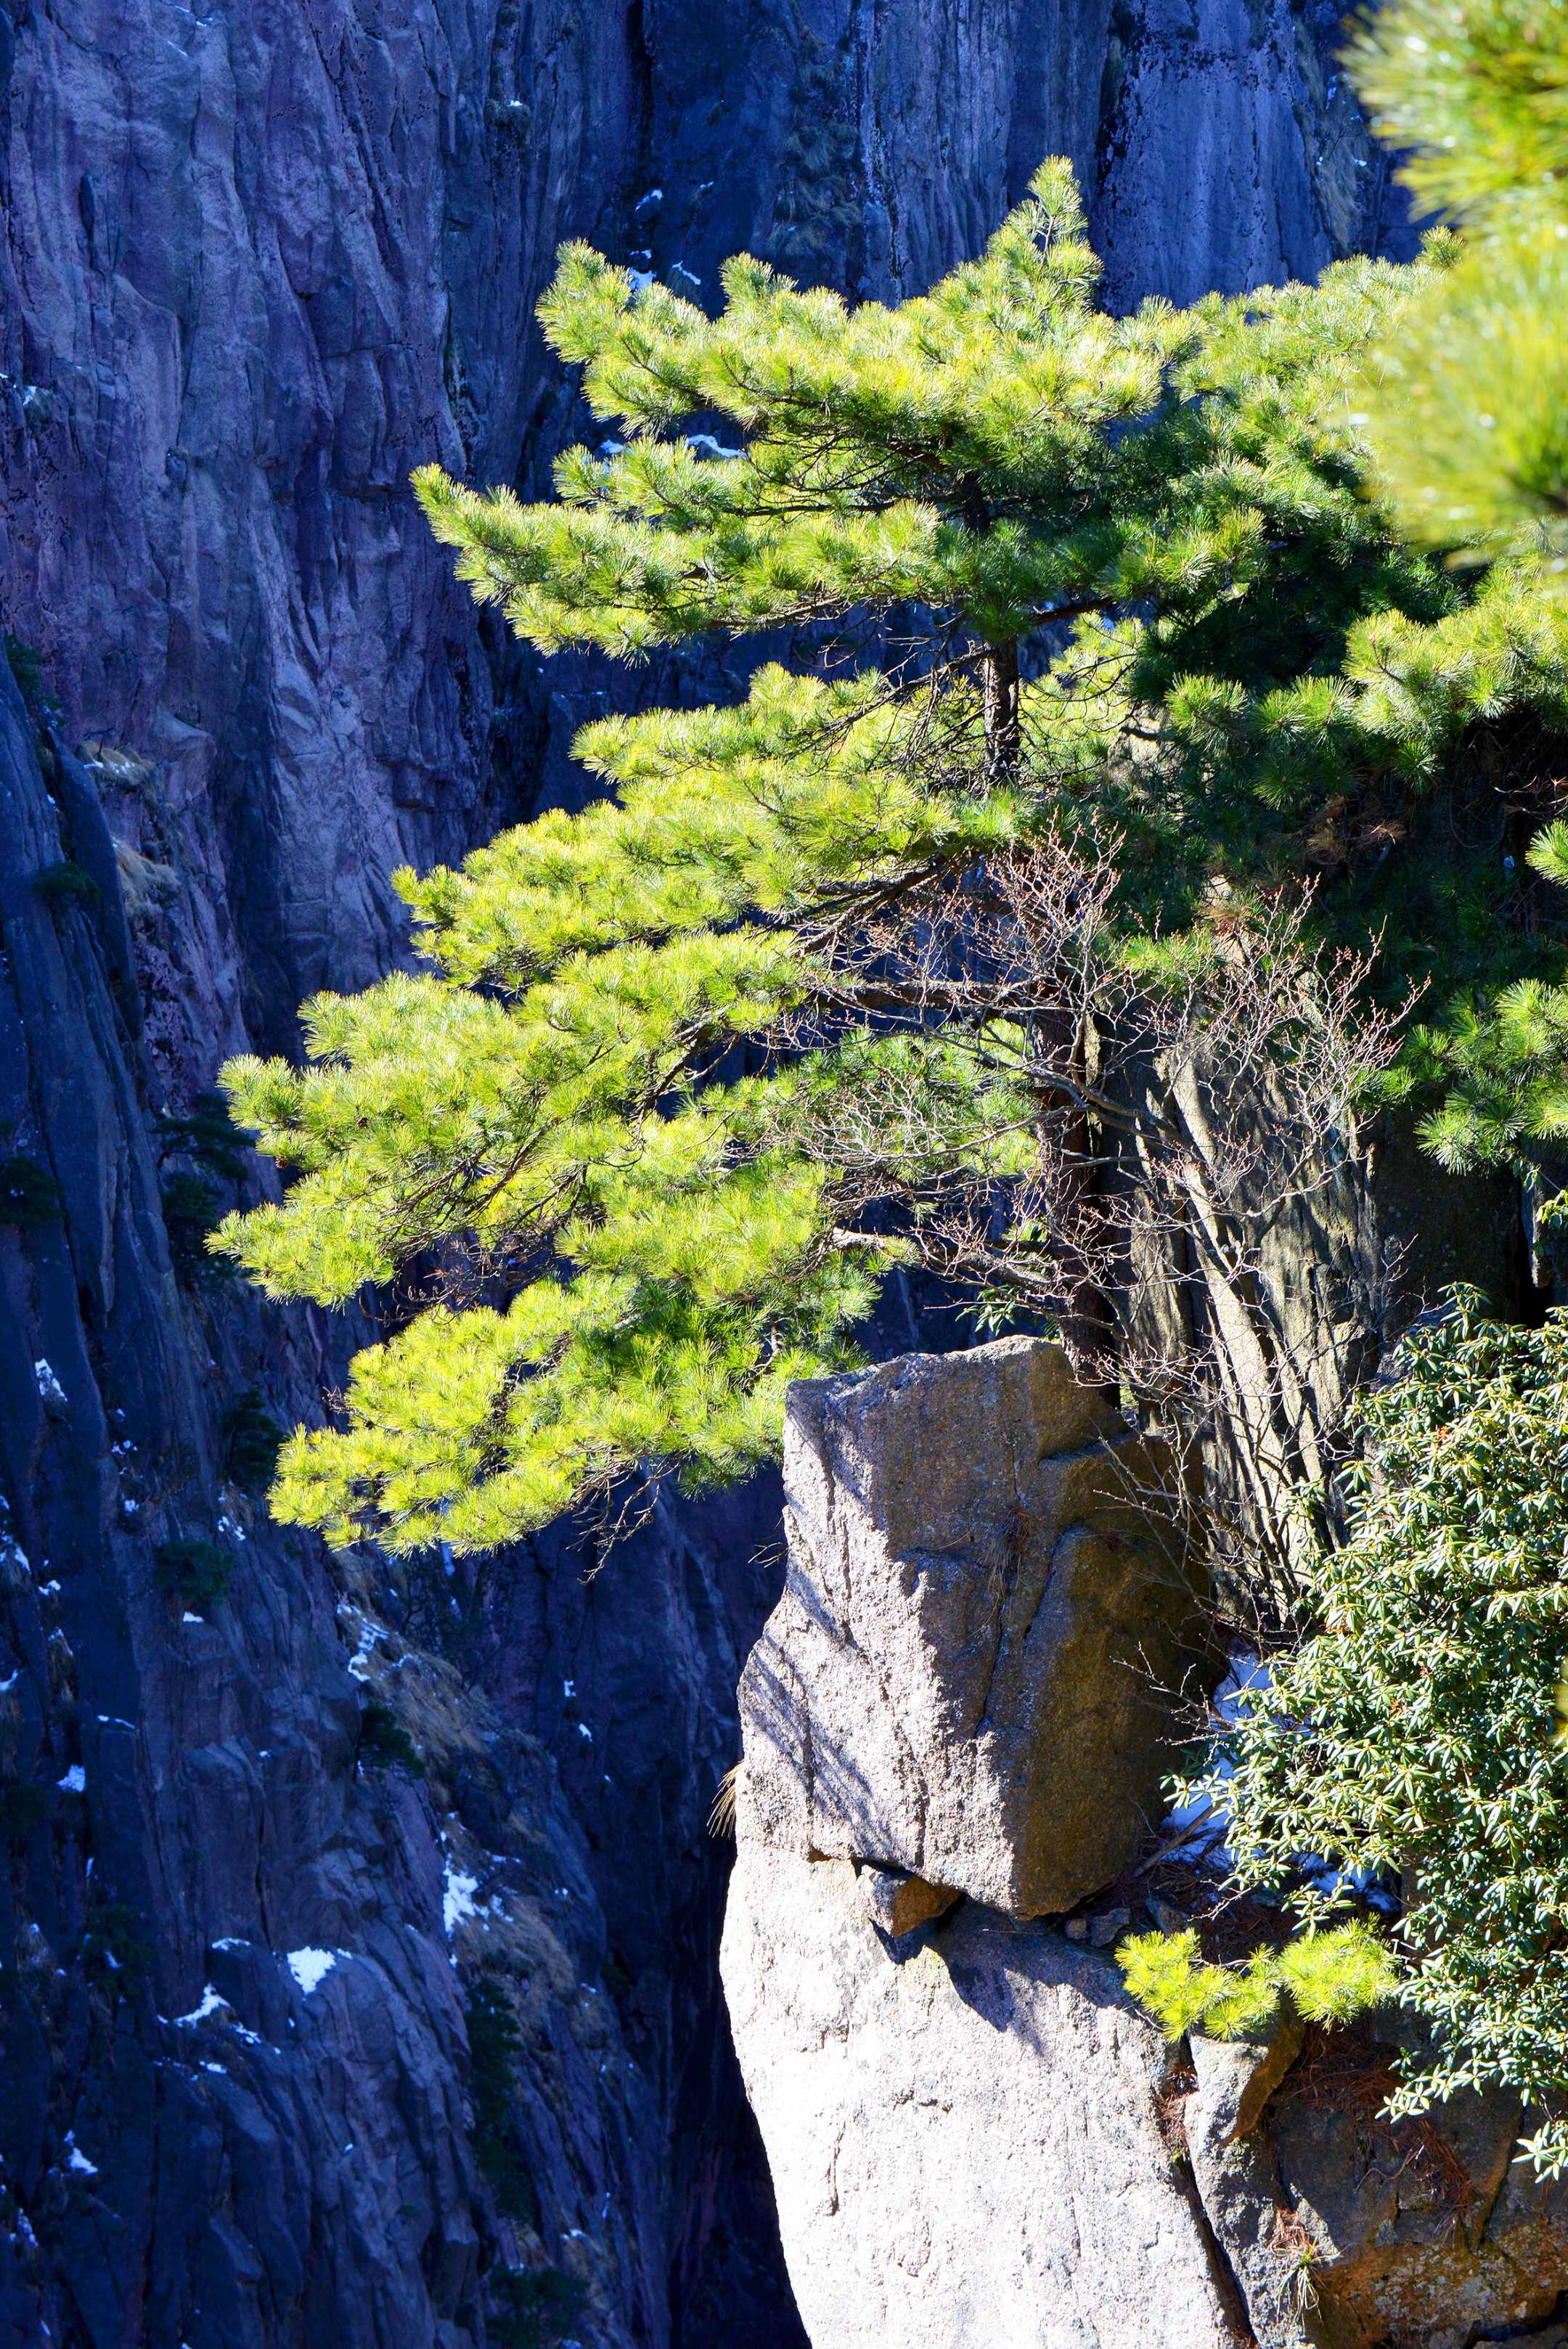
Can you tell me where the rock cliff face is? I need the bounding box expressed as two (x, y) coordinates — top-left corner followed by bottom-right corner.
(723, 1344), (1568, 2349)
(0, 1), (1431, 2343)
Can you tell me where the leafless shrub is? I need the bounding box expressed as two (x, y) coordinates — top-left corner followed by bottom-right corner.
(786, 832), (1417, 1625)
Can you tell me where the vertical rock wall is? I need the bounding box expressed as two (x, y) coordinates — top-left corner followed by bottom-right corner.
(0, 1), (1420, 2343)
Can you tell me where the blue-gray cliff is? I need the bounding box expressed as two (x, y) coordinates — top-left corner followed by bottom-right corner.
(0, 4), (1415, 2344)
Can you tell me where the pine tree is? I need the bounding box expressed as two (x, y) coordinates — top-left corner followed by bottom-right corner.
(216, 163), (1560, 1557)
(1330, 0), (1568, 1204)
(1345, 0), (1568, 576)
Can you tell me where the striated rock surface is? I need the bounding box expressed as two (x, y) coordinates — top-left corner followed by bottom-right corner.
(721, 1841), (1241, 2349)
(1181, 2002), (1568, 2348)
(0, 655), (716, 2348)
(0, 0), (1417, 1115)
(740, 1339), (1212, 1918)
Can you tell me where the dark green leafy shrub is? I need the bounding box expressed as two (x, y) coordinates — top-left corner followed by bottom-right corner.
(221, 1388), (285, 1491)
(465, 1977), (538, 2224)
(357, 1702), (425, 1776)
(0, 1781), (52, 1844)
(1188, 1294), (1568, 2172)
(33, 860), (100, 909)
(160, 1172), (223, 1284)
(0, 1156), (60, 1228)
(153, 1090), (252, 1188)
(74, 1898), (152, 1993)
(153, 1537), (229, 1611)
(4, 633), (58, 721)
(487, 2266), (587, 2349)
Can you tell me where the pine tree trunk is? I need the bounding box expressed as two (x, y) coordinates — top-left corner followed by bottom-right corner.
(982, 639), (1021, 785)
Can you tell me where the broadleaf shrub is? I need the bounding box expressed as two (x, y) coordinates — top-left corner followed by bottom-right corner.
(221, 1388), (284, 1492)
(0, 1156), (60, 1228)
(153, 1537), (230, 1612)
(33, 860), (100, 909)
(1185, 1294), (1568, 2168)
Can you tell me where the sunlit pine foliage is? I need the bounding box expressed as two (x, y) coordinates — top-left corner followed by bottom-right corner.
(217, 162), (1563, 1554)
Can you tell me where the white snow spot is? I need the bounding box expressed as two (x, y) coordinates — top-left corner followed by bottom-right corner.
(201, 2063), (225, 2076)
(173, 1985), (230, 2025)
(56, 1766), (84, 1794)
(211, 1937), (249, 1951)
(443, 1866), (479, 1936)
(597, 442), (625, 461)
(563, 1679), (575, 1699)
(33, 1360), (65, 1405)
(685, 433), (743, 460)
(181, 1612), (204, 1625)
(287, 1948), (339, 1996)
(344, 1614), (382, 1683)
(634, 188), (662, 210)
(95, 1715), (133, 1728)
(671, 262), (701, 286)
(38, 1580), (60, 1596)
(64, 2136), (97, 2177)
(1156, 1651), (1267, 1867)
(0, 1672), (16, 1693)
(627, 270), (655, 293)
(577, 1723), (592, 1741)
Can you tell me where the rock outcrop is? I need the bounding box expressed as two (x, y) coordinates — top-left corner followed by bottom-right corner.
(741, 1339), (1211, 1918)
(727, 1843), (1568, 2348)
(722, 1845), (1243, 2348)
(724, 1343), (1568, 2348)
